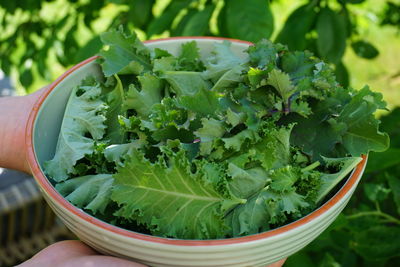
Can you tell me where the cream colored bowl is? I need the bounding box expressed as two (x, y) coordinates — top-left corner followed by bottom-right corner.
(25, 37), (367, 267)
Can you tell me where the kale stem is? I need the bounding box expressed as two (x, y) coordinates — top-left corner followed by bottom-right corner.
(347, 211), (400, 225)
(302, 161), (320, 172)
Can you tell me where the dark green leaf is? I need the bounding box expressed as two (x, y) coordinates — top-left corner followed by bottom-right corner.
(335, 61), (349, 87)
(171, 8), (197, 36)
(351, 40), (379, 59)
(275, 4), (317, 51)
(182, 5), (215, 36)
(316, 8), (347, 64)
(20, 68), (33, 88)
(129, 0), (154, 28)
(387, 174), (400, 214)
(146, 0), (193, 37)
(364, 183), (391, 203)
(352, 226), (400, 261)
(224, 0), (274, 42)
(74, 36), (103, 63)
(365, 149), (400, 173)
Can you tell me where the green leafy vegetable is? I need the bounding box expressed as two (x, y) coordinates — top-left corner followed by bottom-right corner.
(45, 78), (107, 182)
(45, 28), (389, 240)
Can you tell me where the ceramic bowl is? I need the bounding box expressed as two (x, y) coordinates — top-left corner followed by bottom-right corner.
(25, 37), (367, 267)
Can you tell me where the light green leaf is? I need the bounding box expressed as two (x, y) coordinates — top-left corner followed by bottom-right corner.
(212, 65), (245, 92)
(112, 150), (243, 239)
(275, 4), (317, 51)
(316, 157), (362, 203)
(228, 163), (269, 199)
(202, 41), (247, 82)
(45, 78), (107, 182)
(104, 75), (125, 143)
(162, 71), (211, 96)
(266, 69), (296, 106)
(123, 73), (163, 117)
(182, 5), (215, 36)
(56, 174), (113, 214)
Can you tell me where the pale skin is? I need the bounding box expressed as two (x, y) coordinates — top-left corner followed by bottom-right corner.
(0, 89), (285, 267)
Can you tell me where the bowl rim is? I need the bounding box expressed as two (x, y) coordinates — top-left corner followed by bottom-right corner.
(25, 36), (367, 246)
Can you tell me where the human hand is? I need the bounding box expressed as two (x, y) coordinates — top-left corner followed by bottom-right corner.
(18, 240), (286, 267)
(17, 240), (146, 267)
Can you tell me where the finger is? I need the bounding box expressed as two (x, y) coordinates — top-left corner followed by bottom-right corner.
(266, 258), (287, 267)
(18, 240), (98, 267)
(59, 255), (147, 267)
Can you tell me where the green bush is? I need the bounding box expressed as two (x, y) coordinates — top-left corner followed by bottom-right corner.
(0, 0), (387, 93)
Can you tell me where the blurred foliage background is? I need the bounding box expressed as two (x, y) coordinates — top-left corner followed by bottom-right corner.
(1, 0), (399, 266)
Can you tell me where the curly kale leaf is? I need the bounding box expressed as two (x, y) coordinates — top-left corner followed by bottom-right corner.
(44, 78), (107, 182)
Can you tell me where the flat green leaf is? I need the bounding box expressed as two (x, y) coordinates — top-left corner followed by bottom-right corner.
(387, 174), (400, 214)
(182, 5), (215, 36)
(56, 174), (113, 214)
(316, 8), (347, 64)
(334, 61), (349, 88)
(146, 0), (193, 37)
(351, 40), (379, 59)
(352, 226), (400, 261)
(171, 8), (198, 36)
(364, 183), (391, 203)
(45, 78), (107, 182)
(130, 0), (154, 28)
(224, 0), (274, 42)
(276, 4), (317, 51)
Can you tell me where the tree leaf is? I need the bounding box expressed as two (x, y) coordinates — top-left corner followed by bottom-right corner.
(316, 8), (347, 64)
(334, 61), (349, 87)
(224, 0), (274, 42)
(171, 8), (198, 36)
(364, 183), (391, 203)
(351, 40), (379, 59)
(146, 0), (193, 37)
(275, 4), (317, 51)
(352, 226), (400, 261)
(182, 5), (215, 36)
(387, 174), (400, 215)
(129, 0), (154, 29)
